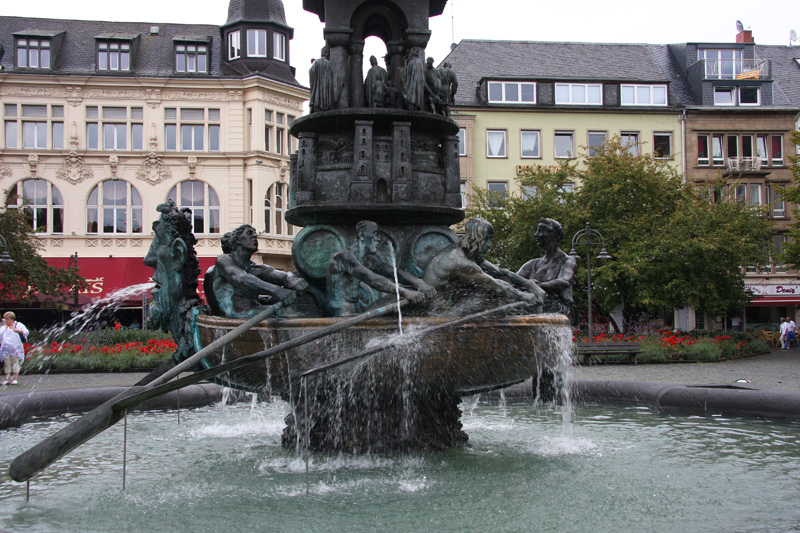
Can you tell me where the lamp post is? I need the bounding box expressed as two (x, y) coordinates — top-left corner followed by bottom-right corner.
(569, 223), (611, 341)
(67, 252), (79, 311)
(0, 234), (14, 264)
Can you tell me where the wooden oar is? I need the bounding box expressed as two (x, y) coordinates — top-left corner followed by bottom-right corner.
(9, 301), (323, 483)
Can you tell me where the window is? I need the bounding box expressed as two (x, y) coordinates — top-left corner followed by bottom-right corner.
(457, 128), (466, 156)
(520, 130), (540, 158)
(264, 183), (293, 236)
(697, 134), (710, 166)
(168, 181), (220, 234)
(699, 49), (743, 79)
(742, 135), (753, 159)
(740, 87), (760, 105)
(587, 131), (606, 157)
(756, 135), (768, 165)
(487, 81), (535, 104)
(555, 83), (602, 105)
(6, 179), (64, 234)
(16, 38), (50, 69)
(4, 104), (63, 149)
(554, 131), (574, 158)
(86, 106), (143, 151)
(714, 87), (735, 106)
(621, 84), (667, 106)
(164, 107), (221, 152)
(727, 135), (739, 160)
(275, 112), (286, 155)
(768, 186), (786, 217)
(273, 32), (286, 61)
(460, 181), (467, 208)
(86, 180), (142, 234)
(621, 132), (639, 156)
(774, 235), (787, 273)
(264, 110), (271, 152)
(653, 133), (672, 158)
(771, 135), (783, 166)
(247, 29), (267, 57)
(734, 184), (746, 203)
(521, 185), (537, 200)
(487, 182), (507, 207)
(714, 86), (760, 106)
(175, 43), (208, 73)
(486, 130), (506, 158)
(749, 184), (762, 207)
(712, 134), (724, 166)
(97, 41), (131, 71)
(228, 30), (241, 60)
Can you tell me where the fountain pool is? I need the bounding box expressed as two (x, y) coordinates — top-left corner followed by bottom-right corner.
(2, 398), (799, 532)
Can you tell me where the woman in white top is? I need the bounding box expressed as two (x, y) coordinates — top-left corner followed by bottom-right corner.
(0, 311), (29, 385)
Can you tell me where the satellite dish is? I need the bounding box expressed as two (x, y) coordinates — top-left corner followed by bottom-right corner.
(791, 29), (798, 44)
(736, 20), (744, 33)
(450, 43), (457, 51)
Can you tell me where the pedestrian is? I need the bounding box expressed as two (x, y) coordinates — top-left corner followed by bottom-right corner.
(779, 317), (787, 349)
(113, 318), (124, 331)
(0, 311), (29, 385)
(785, 316), (797, 350)
(731, 316), (742, 332)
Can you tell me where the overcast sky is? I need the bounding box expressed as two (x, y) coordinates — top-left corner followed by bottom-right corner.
(5, 0), (800, 88)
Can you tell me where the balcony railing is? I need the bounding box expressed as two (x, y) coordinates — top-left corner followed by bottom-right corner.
(704, 59), (770, 79)
(727, 157), (762, 172)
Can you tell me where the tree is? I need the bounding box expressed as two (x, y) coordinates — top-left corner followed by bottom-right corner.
(468, 136), (772, 324)
(0, 208), (84, 304)
(778, 130), (800, 266)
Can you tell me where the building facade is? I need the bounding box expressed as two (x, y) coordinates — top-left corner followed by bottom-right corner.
(0, 0), (308, 320)
(445, 34), (800, 331)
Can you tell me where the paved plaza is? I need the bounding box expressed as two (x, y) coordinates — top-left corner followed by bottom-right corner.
(1, 347), (798, 396)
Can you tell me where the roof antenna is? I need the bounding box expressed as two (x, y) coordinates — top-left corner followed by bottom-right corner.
(450, 0), (456, 49)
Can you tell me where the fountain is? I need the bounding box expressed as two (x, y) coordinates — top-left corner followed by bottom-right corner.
(8, 0), (569, 481)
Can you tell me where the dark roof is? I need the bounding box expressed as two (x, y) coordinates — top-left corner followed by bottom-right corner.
(755, 45), (800, 107)
(442, 39), (688, 107)
(0, 15), (301, 87)
(225, 0), (288, 27)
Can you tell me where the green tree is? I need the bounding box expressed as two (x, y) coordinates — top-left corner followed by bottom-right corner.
(468, 136), (771, 323)
(0, 208), (84, 303)
(778, 130), (800, 266)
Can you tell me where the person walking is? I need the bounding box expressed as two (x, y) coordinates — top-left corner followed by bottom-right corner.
(784, 316), (797, 350)
(779, 317), (787, 349)
(0, 311), (29, 385)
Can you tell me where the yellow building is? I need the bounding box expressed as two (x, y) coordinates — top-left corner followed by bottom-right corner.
(0, 1), (308, 322)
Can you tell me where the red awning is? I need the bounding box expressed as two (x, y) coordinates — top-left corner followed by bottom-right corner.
(44, 256), (216, 307)
(748, 296), (800, 307)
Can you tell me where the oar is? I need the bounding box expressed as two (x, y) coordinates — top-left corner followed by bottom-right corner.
(301, 300), (528, 378)
(115, 300), (528, 411)
(9, 302), (286, 483)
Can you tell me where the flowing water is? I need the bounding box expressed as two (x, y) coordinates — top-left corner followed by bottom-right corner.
(2, 399), (799, 532)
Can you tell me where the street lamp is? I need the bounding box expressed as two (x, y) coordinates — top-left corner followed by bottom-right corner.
(569, 222), (611, 341)
(0, 234), (14, 264)
(67, 252), (79, 311)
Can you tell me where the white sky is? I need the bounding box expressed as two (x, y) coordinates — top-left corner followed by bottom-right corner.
(5, 0), (800, 88)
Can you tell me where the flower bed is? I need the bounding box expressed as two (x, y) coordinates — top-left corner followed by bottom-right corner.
(23, 331), (176, 372)
(573, 329), (769, 364)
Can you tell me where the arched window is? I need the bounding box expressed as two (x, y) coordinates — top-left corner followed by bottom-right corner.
(86, 180), (143, 234)
(264, 183), (293, 237)
(6, 179), (64, 233)
(168, 180), (220, 234)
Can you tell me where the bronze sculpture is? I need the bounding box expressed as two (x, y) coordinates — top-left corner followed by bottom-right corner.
(309, 47), (336, 113)
(364, 55), (388, 108)
(517, 218), (576, 314)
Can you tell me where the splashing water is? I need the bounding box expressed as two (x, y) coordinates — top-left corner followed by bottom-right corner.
(387, 241), (403, 335)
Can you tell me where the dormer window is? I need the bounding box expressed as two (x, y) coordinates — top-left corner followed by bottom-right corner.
(16, 38), (50, 69)
(273, 32), (286, 61)
(247, 29), (267, 57)
(174, 39), (209, 73)
(97, 41), (131, 71)
(228, 30), (241, 60)
(487, 81), (535, 104)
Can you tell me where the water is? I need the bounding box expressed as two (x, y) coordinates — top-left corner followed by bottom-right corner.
(2, 400), (800, 532)
(387, 241), (403, 335)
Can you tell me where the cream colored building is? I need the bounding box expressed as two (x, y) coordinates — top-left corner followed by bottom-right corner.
(0, 1), (308, 317)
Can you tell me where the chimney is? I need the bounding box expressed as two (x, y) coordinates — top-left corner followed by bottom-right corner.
(736, 30), (754, 43)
